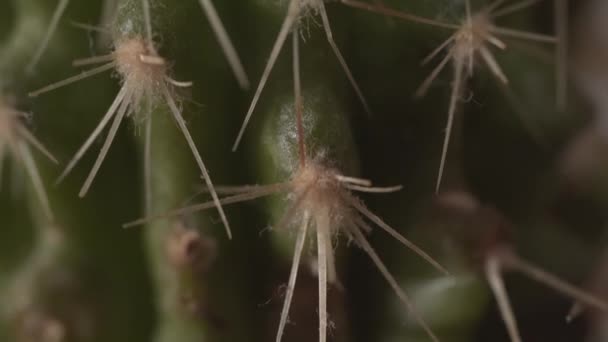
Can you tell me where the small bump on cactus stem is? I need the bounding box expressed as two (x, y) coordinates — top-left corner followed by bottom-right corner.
(164, 221), (219, 324)
(16, 310), (66, 342)
(166, 221), (217, 272)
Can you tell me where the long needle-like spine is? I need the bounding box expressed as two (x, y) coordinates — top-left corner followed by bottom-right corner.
(233, 0), (300, 151)
(503, 253), (608, 312)
(27, 0), (70, 72)
(485, 255), (522, 342)
(17, 142), (54, 220)
(316, 209), (330, 342)
(436, 59), (464, 193)
(29, 62), (116, 98)
(55, 84), (129, 185)
(318, 1), (371, 116)
(79, 89), (132, 197)
(123, 183), (289, 228)
(162, 86), (233, 239)
(276, 211), (310, 342)
(350, 224), (439, 342)
(348, 197), (448, 275)
(198, 0), (250, 89)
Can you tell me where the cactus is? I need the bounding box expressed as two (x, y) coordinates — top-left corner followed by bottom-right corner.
(3, 0), (608, 342)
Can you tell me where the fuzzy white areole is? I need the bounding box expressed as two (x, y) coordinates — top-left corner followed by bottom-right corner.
(124, 157), (449, 342)
(29, 0), (233, 239)
(27, 0), (248, 90)
(341, 0), (558, 193)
